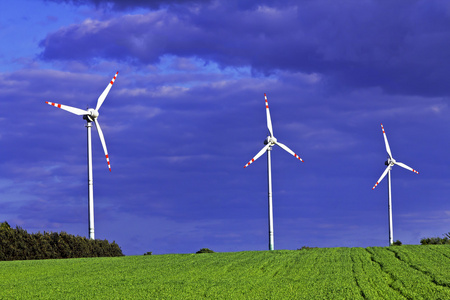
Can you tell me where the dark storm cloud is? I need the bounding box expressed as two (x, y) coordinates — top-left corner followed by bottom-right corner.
(39, 0), (450, 96)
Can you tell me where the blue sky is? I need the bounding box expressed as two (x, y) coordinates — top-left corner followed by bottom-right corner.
(1, 0), (450, 255)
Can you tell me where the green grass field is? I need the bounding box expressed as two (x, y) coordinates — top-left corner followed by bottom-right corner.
(1, 245), (450, 299)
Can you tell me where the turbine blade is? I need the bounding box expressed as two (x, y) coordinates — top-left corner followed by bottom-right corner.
(275, 141), (304, 162)
(372, 165), (390, 190)
(46, 101), (88, 115)
(265, 93), (274, 137)
(395, 161), (419, 174)
(95, 72), (118, 111)
(244, 144), (270, 168)
(381, 123), (392, 159)
(94, 119), (111, 172)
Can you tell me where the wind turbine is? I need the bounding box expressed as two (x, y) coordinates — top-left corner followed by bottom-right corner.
(46, 72), (118, 240)
(244, 93), (304, 251)
(372, 123), (419, 245)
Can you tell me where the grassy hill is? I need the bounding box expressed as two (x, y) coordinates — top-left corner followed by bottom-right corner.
(1, 245), (450, 299)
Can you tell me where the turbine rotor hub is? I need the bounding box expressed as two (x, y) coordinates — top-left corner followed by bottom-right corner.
(82, 110), (98, 123)
(386, 157), (396, 166)
(88, 108), (99, 119)
(83, 109), (99, 122)
(264, 136), (277, 145)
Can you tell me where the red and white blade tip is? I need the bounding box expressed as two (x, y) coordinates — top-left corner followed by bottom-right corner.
(106, 154), (111, 172)
(294, 154), (304, 162)
(372, 182), (379, 190)
(111, 72), (118, 84)
(46, 101), (61, 108)
(244, 159), (255, 168)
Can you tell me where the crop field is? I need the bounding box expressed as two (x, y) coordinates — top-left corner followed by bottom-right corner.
(0, 245), (450, 299)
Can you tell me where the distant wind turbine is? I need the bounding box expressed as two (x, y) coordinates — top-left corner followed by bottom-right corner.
(372, 123), (419, 245)
(244, 93), (304, 251)
(46, 72), (118, 240)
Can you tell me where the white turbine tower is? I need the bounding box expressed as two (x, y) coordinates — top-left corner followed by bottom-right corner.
(46, 72), (118, 240)
(244, 93), (304, 251)
(372, 123), (419, 246)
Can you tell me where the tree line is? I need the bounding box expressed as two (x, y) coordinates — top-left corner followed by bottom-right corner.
(0, 221), (123, 261)
(420, 232), (450, 245)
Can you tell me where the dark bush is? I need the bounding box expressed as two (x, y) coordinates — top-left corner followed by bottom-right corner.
(0, 221), (124, 261)
(196, 248), (214, 253)
(297, 246), (318, 250)
(420, 231), (450, 245)
(144, 251), (152, 256)
(392, 240), (402, 246)
(420, 237), (450, 245)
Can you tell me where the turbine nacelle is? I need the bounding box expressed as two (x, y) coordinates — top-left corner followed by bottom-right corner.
(84, 109), (99, 122)
(264, 136), (277, 145)
(88, 108), (99, 118)
(385, 157), (396, 166)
